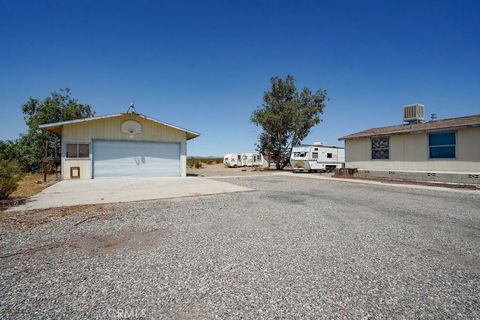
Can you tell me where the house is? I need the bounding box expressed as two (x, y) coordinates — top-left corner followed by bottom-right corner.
(40, 111), (199, 179)
(339, 104), (480, 184)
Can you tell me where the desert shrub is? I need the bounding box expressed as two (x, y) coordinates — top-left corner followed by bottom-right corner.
(187, 158), (197, 168)
(194, 162), (203, 169)
(295, 161), (305, 169)
(0, 160), (25, 199)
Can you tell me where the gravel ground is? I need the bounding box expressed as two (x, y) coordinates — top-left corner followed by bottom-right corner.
(1, 175), (479, 319)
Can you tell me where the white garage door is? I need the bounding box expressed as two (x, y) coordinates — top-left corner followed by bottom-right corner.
(93, 140), (181, 178)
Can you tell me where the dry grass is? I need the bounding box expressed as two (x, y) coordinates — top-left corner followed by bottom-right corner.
(1, 174), (59, 212)
(10, 173), (58, 199)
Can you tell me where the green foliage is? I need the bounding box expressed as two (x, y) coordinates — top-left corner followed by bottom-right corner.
(187, 158), (200, 168)
(0, 160), (25, 199)
(203, 158), (223, 165)
(0, 140), (16, 161)
(251, 75), (327, 170)
(187, 157), (222, 169)
(2, 88), (95, 172)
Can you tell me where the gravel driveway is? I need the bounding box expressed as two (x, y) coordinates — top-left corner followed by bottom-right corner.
(1, 175), (479, 319)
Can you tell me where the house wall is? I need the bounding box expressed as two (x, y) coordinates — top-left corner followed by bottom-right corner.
(61, 115), (188, 179)
(344, 127), (480, 173)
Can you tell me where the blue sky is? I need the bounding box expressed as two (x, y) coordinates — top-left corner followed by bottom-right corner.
(1, 0), (479, 156)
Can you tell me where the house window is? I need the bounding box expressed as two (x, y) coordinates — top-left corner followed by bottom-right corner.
(66, 144), (77, 158)
(79, 144), (89, 158)
(429, 132), (456, 159)
(66, 143), (90, 159)
(312, 152), (318, 159)
(327, 153), (333, 159)
(371, 137), (389, 159)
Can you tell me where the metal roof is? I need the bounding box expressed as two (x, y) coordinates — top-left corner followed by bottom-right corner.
(339, 114), (480, 140)
(39, 112), (200, 140)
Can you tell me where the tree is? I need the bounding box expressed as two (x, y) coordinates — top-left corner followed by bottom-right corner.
(12, 89), (95, 172)
(251, 75), (327, 170)
(0, 140), (16, 161)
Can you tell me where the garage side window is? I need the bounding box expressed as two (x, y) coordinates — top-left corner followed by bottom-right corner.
(371, 137), (389, 159)
(429, 132), (456, 159)
(66, 143), (90, 159)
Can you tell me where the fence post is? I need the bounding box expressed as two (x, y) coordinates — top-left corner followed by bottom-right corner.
(43, 140), (48, 183)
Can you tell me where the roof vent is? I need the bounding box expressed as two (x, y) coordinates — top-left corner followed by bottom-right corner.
(403, 104), (425, 124)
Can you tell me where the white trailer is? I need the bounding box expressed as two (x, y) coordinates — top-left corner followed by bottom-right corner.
(290, 143), (345, 172)
(224, 152), (264, 168)
(224, 153), (241, 167)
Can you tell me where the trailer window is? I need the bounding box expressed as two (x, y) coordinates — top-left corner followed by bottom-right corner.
(327, 153), (333, 159)
(312, 152), (318, 159)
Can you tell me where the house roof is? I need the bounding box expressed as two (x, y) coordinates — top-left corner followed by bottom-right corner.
(339, 114), (480, 140)
(39, 112), (200, 140)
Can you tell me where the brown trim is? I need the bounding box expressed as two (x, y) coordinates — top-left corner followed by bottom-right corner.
(340, 124), (480, 141)
(339, 115), (480, 141)
(70, 166), (81, 179)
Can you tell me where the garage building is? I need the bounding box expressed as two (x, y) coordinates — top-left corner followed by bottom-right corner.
(40, 111), (199, 179)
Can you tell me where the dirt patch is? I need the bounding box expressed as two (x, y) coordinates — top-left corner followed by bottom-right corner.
(75, 229), (170, 253)
(1, 228), (171, 259)
(0, 204), (118, 229)
(188, 163), (277, 177)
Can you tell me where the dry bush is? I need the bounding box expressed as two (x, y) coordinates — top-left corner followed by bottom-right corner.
(0, 160), (25, 200)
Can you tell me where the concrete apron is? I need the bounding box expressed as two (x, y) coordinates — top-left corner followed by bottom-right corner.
(9, 177), (253, 212)
(273, 172), (480, 194)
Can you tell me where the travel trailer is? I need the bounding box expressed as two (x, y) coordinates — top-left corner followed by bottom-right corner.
(224, 153), (264, 167)
(290, 142), (345, 172)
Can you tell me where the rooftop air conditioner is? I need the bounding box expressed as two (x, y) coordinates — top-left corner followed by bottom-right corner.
(403, 104), (425, 124)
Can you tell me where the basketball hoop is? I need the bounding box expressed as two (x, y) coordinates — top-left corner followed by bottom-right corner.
(121, 120), (142, 138)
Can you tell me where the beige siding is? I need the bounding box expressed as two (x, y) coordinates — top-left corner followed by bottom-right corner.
(62, 115), (188, 179)
(345, 137), (370, 162)
(63, 159), (91, 180)
(345, 127), (480, 173)
(457, 127), (480, 160)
